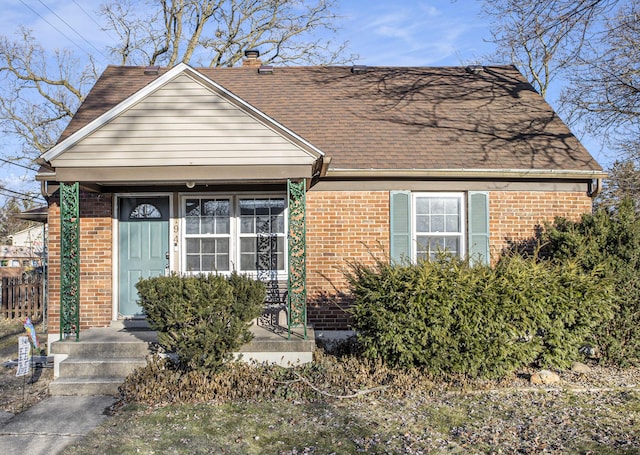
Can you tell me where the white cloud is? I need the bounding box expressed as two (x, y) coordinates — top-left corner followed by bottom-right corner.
(338, 1), (495, 66)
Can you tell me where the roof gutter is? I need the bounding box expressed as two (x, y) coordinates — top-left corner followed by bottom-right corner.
(325, 168), (608, 180)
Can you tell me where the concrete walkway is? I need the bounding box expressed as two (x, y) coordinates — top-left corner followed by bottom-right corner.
(0, 395), (115, 455)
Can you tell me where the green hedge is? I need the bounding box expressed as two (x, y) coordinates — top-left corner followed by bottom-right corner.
(136, 273), (265, 374)
(346, 255), (612, 379)
(540, 198), (640, 366)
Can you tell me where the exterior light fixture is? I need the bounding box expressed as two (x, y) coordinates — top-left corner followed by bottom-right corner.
(186, 182), (195, 189)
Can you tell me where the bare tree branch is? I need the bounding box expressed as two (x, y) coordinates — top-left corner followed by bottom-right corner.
(0, 28), (97, 163)
(560, 1), (640, 152)
(101, 0), (353, 67)
(482, 0), (616, 97)
(0, 0), (350, 171)
(483, 0), (640, 199)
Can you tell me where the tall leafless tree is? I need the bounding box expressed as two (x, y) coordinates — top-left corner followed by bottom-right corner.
(483, 0), (640, 205)
(559, 1), (640, 158)
(482, 0), (617, 98)
(102, 0), (349, 67)
(0, 28), (99, 162)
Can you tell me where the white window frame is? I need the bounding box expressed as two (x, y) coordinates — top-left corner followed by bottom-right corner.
(237, 196), (287, 275)
(180, 193), (288, 278)
(412, 192), (466, 261)
(183, 195), (233, 274)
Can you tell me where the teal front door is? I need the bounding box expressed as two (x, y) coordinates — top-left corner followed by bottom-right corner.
(118, 197), (170, 316)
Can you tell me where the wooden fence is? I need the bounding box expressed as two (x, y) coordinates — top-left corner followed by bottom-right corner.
(1, 275), (44, 320)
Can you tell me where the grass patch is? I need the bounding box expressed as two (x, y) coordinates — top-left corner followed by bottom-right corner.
(62, 388), (640, 454)
(90, 346), (640, 454)
(0, 319), (27, 356)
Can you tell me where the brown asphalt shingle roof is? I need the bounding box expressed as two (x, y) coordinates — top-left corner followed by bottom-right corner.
(58, 64), (602, 172)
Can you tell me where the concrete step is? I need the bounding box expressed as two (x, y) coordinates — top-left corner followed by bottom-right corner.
(58, 358), (148, 379)
(49, 377), (124, 397)
(240, 325), (315, 351)
(51, 339), (152, 359)
(238, 336), (316, 353)
(49, 325), (317, 396)
(236, 326), (316, 365)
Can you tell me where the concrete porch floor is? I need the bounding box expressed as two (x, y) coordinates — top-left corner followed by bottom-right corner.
(50, 321), (316, 369)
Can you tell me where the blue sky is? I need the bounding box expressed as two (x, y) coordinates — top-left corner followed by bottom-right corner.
(3, 0), (495, 67)
(0, 0), (610, 200)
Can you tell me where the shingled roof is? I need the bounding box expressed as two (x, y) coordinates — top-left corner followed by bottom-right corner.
(55, 64), (602, 175)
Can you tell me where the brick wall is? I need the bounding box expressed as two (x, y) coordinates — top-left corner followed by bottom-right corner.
(489, 190), (592, 259)
(305, 189), (593, 330)
(47, 191), (113, 334)
(44, 188), (592, 333)
(306, 191), (389, 329)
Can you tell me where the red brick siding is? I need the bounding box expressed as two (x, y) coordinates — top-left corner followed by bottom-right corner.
(488, 191), (592, 259)
(47, 192), (113, 334)
(306, 191), (389, 329)
(305, 189), (593, 330)
(45, 188), (592, 333)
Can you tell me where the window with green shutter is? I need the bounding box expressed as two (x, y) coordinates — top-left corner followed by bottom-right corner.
(390, 191), (489, 264)
(468, 191), (490, 265)
(390, 191), (411, 262)
(414, 193), (465, 261)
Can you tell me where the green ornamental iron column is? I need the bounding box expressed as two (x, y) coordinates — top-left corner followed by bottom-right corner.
(60, 182), (80, 340)
(287, 179), (307, 339)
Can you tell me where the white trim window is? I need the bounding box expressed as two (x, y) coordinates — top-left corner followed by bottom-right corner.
(239, 198), (286, 272)
(182, 195), (287, 275)
(413, 193), (465, 261)
(185, 198), (231, 272)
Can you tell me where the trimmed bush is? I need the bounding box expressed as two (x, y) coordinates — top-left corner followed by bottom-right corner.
(346, 254), (612, 379)
(136, 273), (265, 374)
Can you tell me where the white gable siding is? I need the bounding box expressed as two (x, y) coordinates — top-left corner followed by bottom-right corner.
(51, 74), (316, 168)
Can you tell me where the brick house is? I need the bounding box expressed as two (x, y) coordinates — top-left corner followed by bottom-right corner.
(36, 53), (604, 340)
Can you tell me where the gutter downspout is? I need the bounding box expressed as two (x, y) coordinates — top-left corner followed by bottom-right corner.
(587, 178), (602, 198)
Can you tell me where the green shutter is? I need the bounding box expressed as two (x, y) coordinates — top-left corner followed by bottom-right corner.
(468, 191), (490, 265)
(390, 191), (411, 263)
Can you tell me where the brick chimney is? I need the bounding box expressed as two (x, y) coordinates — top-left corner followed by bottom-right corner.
(242, 49), (261, 68)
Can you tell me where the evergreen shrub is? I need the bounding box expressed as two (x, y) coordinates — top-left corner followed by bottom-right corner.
(346, 254), (612, 379)
(540, 198), (640, 366)
(136, 273), (265, 374)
